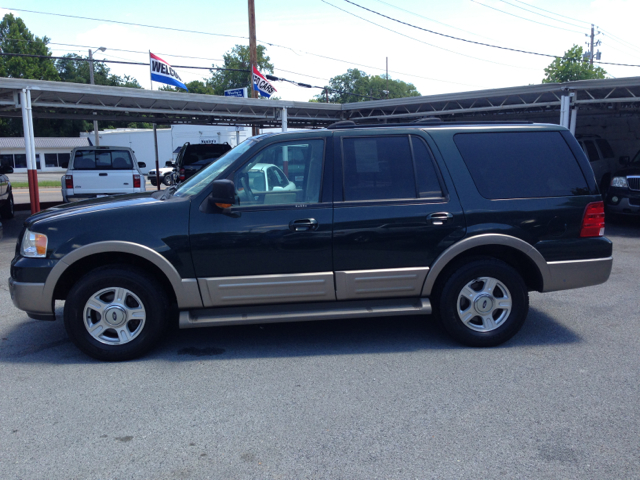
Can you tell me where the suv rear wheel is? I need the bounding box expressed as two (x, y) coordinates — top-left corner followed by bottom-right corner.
(64, 265), (170, 361)
(435, 258), (529, 347)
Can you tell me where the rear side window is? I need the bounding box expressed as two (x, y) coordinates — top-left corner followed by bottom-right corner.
(581, 141), (600, 162)
(454, 132), (588, 199)
(73, 150), (134, 170)
(595, 139), (614, 158)
(342, 136), (415, 201)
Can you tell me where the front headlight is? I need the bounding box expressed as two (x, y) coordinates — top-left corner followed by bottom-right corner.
(21, 229), (48, 258)
(611, 176), (628, 188)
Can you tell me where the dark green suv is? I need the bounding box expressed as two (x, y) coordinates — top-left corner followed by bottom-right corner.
(9, 122), (613, 360)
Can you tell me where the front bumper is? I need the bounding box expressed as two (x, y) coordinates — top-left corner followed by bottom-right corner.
(8, 277), (55, 321)
(606, 188), (640, 216)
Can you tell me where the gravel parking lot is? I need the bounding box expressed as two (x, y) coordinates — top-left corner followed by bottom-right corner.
(1, 212), (638, 480)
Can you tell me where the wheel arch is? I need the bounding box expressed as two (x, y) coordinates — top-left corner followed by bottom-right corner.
(422, 234), (549, 296)
(47, 241), (202, 309)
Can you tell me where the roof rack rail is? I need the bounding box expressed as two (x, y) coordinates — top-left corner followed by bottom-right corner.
(324, 119), (535, 130)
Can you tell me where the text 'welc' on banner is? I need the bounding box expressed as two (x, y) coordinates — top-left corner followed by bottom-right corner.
(150, 52), (188, 91)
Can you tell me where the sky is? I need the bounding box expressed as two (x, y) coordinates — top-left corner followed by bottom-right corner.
(3, 0), (640, 102)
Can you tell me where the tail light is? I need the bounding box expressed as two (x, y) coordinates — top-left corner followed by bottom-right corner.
(179, 168), (185, 181)
(580, 201), (605, 237)
(64, 175), (73, 189)
(133, 174), (141, 188)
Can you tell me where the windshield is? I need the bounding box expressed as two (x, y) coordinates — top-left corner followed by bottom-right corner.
(173, 137), (264, 197)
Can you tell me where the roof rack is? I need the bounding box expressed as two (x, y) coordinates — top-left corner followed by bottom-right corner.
(325, 119), (535, 130)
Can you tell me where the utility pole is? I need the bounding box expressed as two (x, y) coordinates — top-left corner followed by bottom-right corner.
(589, 24), (594, 66)
(248, 0), (259, 136)
(89, 47), (106, 146)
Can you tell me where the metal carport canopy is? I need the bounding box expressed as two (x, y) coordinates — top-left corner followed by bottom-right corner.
(4, 76), (640, 213)
(3, 76), (640, 127)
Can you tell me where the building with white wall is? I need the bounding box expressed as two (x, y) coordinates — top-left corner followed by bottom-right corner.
(0, 137), (90, 173)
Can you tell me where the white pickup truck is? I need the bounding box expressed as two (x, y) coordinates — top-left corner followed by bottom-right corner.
(62, 146), (147, 202)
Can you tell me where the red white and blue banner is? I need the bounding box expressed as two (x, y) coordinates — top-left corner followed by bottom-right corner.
(150, 52), (188, 91)
(252, 66), (277, 98)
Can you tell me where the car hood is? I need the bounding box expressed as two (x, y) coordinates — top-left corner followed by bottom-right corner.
(613, 165), (640, 177)
(25, 192), (159, 227)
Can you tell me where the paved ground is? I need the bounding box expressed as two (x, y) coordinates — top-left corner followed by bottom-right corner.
(0, 212), (639, 480)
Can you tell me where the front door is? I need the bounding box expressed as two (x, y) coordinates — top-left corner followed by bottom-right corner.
(189, 135), (335, 308)
(332, 132), (465, 301)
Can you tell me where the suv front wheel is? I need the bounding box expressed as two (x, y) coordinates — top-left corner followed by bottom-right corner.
(435, 258), (529, 347)
(64, 265), (170, 361)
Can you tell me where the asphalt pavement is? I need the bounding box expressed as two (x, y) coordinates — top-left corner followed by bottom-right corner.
(0, 212), (639, 480)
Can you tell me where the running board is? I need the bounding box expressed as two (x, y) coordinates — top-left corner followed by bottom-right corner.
(179, 297), (432, 329)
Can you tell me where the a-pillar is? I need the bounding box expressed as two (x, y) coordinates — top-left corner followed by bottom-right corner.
(20, 89), (40, 214)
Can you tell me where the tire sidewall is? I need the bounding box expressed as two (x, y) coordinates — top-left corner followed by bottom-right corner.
(64, 266), (169, 361)
(437, 259), (529, 347)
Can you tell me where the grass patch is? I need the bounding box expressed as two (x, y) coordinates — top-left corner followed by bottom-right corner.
(12, 180), (61, 188)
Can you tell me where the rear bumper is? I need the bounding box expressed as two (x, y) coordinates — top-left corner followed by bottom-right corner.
(8, 277), (55, 321)
(543, 257), (613, 292)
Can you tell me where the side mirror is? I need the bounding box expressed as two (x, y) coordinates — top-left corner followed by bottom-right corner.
(0, 165), (13, 174)
(208, 179), (236, 209)
(619, 156), (630, 165)
(138, 162), (146, 168)
(165, 160), (174, 167)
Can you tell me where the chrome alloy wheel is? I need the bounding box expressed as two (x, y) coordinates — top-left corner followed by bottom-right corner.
(456, 276), (513, 332)
(83, 287), (146, 345)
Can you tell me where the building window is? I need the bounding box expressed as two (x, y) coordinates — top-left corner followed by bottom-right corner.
(14, 154), (27, 169)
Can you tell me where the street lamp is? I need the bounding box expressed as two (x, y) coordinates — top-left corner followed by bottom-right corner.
(89, 47), (107, 146)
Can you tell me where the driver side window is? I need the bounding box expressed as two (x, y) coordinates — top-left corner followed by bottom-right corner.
(233, 139), (324, 206)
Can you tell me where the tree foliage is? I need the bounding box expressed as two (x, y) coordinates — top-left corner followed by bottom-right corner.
(313, 68), (420, 103)
(56, 53), (141, 88)
(209, 45), (273, 96)
(542, 45), (607, 83)
(0, 13), (59, 80)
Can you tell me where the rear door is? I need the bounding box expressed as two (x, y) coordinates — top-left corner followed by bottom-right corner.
(332, 131), (465, 301)
(72, 150), (136, 195)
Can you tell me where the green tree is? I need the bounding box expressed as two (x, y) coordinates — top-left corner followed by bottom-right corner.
(159, 79), (216, 94)
(56, 53), (141, 88)
(542, 45), (607, 83)
(313, 68), (420, 103)
(0, 13), (59, 80)
(209, 44), (273, 95)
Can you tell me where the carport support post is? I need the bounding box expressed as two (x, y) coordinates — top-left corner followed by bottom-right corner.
(560, 95), (570, 128)
(153, 123), (161, 191)
(20, 89), (40, 213)
(281, 107), (287, 132)
(570, 107), (578, 135)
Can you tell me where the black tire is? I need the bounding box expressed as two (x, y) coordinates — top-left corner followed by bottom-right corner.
(0, 191), (14, 219)
(64, 265), (170, 361)
(434, 258), (529, 347)
(162, 175), (173, 186)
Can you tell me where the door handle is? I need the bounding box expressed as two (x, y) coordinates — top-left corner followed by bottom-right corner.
(289, 218), (318, 232)
(427, 212), (453, 225)
(99, 173), (108, 176)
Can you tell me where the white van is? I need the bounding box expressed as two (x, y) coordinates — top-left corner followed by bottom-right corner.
(62, 146), (146, 202)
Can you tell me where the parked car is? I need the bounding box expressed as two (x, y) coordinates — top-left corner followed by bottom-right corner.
(604, 149), (640, 218)
(10, 121), (612, 361)
(148, 164), (175, 187)
(174, 142), (233, 183)
(61, 146), (146, 202)
(0, 163), (14, 220)
(576, 134), (627, 196)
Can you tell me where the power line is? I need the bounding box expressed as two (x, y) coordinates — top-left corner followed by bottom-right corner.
(470, 0), (584, 35)
(322, 0), (541, 72)
(339, 0), (558, 58)
(3, 5), (487, 89)
(495, 0), (586, 30)
(371, 0), (501, 42)
(511, 0), (592, 26)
